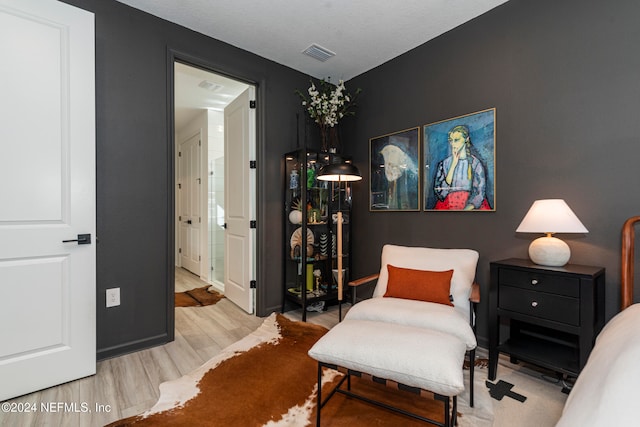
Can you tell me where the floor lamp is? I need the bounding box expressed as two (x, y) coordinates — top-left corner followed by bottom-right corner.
(317, 160), (361, 321)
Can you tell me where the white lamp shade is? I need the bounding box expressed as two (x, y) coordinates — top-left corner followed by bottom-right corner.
(516, 199), (588, 234)
(516, 199), (588, 267)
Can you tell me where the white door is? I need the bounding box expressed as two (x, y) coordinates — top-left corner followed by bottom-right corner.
(224, 88), (256, 313)
(178, 132), (202, 274)
(0, 0), (95, 401)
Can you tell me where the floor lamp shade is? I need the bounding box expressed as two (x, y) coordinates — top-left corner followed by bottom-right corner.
(317, 162), (362, 182)
(516, 199), (588, 267)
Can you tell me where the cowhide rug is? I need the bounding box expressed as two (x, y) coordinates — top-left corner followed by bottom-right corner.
(106, 314), (493, 426)
(175, 286), (224, 307)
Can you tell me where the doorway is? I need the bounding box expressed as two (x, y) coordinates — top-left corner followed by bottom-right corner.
(174, 61), (256, 314)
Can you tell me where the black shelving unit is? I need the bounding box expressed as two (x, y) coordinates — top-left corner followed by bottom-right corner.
(281, 148), (353, 321)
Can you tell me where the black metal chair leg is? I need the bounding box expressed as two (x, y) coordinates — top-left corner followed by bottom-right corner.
(454, 396), (459, 426)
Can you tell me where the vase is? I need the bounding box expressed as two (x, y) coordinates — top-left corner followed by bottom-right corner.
(289, 210), (302, 224)
(320, 126), (329, 152)
(320, 126), (340, 152)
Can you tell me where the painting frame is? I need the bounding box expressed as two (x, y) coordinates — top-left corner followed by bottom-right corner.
(423, 108), (496, 212)
(369, 127), (421, 212)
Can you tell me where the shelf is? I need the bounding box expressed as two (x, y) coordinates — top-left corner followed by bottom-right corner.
(285, 287), (338, 303)
(283, 148), (353, 321)
(499, 334), (579, 376)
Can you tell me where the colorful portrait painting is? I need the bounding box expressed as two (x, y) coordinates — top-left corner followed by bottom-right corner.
(423, 109), (495, 211)
(370, 127), (420, 211)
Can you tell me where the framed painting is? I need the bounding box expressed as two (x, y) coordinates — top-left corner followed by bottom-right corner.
(369, 127), (420, 211)
(423, 108), (495, 211)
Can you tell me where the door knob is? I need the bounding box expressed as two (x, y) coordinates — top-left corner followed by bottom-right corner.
(187, 219), (192, 224)
(62, 234), (91, 245)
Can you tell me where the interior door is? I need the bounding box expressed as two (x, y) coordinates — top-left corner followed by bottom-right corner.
(178, 132), (202, 275)
(224, 88), (256, 313)
(0, 0), (96, 400)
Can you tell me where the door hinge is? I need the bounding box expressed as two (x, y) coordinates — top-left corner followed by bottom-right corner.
(199, 139), (202, 146)
(250, 280), (257, 289)
(249, 160), (257, 169)
(250, 220), (257, 229)
(197, 178), (201, 184)
(178, 248), (182, 254)
(179, 215), (182, 221)
(199, 217), (201, 223)
(199, 255), (201, 261)
(249, 100), (256, 109)
(178, 151), (182, 157)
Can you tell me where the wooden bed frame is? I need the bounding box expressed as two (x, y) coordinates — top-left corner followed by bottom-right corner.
(621, 216), (640, 310)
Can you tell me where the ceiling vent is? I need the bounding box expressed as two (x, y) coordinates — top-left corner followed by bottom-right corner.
(198, 80), (223, 92)
(302, 44), (336, 62)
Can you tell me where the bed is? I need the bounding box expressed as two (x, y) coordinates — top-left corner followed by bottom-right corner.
(556, 216), (640, 426)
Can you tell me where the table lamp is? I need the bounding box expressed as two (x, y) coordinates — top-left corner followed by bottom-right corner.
(317, 160), (361, 320)
(516, 199), (588, 267)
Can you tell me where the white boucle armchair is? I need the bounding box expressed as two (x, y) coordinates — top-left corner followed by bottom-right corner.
(308, 244), (480, 426)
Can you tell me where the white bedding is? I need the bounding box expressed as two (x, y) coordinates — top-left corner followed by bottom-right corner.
(556, 303), (640, 426)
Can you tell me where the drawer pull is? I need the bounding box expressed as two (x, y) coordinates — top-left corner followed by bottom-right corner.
(531, 279), (538, 285)
(531, 301), (538, 308)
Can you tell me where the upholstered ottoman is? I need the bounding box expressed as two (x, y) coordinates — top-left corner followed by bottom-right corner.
(308, 319), (467, 426)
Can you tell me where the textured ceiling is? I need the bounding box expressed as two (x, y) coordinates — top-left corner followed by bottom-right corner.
(116, 0), (509, 82)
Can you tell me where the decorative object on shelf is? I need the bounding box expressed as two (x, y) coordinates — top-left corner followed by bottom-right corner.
(331, 234), (336, 257)
(290, 227), (314, 259)
(516, 199), (588, 267)
(319, 233), (329, 256)
(332, 268), (346, 287)
(310, 187), (328, 222)
(370, 127), (420, 211)
(306, 265), (314, 292)
(307, 163), (316, 188)
(289, 168), (299, 189)
(423, 108), (496, 211)
(288, 198), (303, 224)
(308, 206), (321, 224)
(296, 79), (360, 152)
(313, 269), (322, 293)
(318, 159), (362, 320)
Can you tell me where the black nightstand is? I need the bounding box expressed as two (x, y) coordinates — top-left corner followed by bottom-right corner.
(488, 258), (605, 381)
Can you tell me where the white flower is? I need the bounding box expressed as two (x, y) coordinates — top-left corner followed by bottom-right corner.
(297, 78), (359, 129)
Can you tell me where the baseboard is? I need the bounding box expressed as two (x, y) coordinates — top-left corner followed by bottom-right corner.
(97, 333), (171, 361)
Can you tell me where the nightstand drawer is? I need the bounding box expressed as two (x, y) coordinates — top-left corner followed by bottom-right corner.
(500, 268), (579, 297)
(499, 285), (580, 325)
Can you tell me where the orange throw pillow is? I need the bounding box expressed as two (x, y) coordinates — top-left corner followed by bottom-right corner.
(384, 264), (454, 306)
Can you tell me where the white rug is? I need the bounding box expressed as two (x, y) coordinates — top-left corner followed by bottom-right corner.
(458, 361), (494, 427)
(490, 357), (568, 427)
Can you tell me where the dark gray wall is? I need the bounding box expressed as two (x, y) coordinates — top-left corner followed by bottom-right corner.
(59, 0), (640, 358)
(61, 0), (311, 359)
(344, 0), (640, 346)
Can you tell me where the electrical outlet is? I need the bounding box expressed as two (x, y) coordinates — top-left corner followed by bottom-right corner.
(106, 287), (120, 308)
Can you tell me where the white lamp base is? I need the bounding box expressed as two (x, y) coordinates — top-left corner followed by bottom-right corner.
(528, 236), (571, 267)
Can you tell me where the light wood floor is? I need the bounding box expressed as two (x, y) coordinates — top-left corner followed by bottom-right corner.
(0, 268), (567, 426)
(0, 268), (340, 427)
